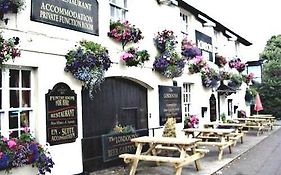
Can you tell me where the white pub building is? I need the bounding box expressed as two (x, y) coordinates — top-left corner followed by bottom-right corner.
(0, 0), (252, 174)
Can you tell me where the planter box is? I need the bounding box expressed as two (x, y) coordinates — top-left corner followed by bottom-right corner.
(0, 165), (38, 175)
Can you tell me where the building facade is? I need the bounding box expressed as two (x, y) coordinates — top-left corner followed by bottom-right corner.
(0, 0), (252, 174)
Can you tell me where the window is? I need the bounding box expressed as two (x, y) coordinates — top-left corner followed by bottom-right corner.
(180, 11), (189, 38)
(183, 83), (192, 118)
(109, 0), (128, 21)
(0, 67), (33, 138)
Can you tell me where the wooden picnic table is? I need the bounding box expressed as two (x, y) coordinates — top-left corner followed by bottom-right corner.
(249, 115), (276, 130)
(119, 136), (208, 175)
(183, 128), (235, 160)
(235, 118), (267, 136)
(203, 122), (245, 145)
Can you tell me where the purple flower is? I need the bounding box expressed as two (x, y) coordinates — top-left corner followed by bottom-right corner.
(154, 30), (177, 52)
(182, 47), (201, 58)
(0, 153), (9, 169)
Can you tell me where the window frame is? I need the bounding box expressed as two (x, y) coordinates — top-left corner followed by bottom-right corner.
(109, 0), (128, 21)
(180, 10), (190, 38)
(0, 67), (34, 138)
(182, 83), (192, 118)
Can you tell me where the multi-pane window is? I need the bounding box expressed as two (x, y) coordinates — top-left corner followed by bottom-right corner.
(0, 68), (33, 138)
(180, 11), (189, 38)
(109, 0), (128, 21)
(183, 83), (192, 118)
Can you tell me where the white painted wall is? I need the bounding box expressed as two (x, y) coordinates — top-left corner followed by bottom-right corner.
(0, 0), (251, 174)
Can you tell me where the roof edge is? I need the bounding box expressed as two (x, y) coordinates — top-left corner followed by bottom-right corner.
(178, 0), (252, 46)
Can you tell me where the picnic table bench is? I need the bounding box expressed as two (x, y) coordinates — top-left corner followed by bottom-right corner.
(203, 122), (245, 145)
(235, 118), (267, 136)
(119, 136), (208, 175)
(249, 114), (276, 130)
(183, 128), (235, 160)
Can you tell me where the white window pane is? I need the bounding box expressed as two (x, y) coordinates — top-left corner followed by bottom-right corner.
(110, 6), (115, 18)
(122, 10), (126, 19)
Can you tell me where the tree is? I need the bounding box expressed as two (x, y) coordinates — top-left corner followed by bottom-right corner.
(257, 35), (281, 119)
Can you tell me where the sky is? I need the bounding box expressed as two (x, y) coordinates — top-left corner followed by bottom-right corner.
(186, 0), (281, 60)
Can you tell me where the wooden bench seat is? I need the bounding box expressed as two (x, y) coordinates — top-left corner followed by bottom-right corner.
(228, 132), (244, 145)
(119, 153), (186, 164)
(243, 125), (264, 136)
(119, 151), (206, 170)
(196, 140), (233, 160)
(154, 145), (209, 154)
(197, 136), (220, 140)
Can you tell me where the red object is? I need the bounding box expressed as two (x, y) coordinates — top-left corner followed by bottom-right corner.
(254, 93), (263, 112)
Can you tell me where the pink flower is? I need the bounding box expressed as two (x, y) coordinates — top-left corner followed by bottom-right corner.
(8, 139), (17, 148)
(1, 137), (8, 142)
(24, 126), (30, 133)
(194, 56), (204, 64)
(120, 52), (134, 61)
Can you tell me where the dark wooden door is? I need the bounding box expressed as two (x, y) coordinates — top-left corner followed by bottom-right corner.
(209, 94), (217, 122)
(81, 77), (148, 172)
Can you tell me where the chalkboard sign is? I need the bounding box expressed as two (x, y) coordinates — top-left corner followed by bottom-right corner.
(159, 85), (182, 125)
(46, 82), (78, 146)
(31, 0), (99, 35)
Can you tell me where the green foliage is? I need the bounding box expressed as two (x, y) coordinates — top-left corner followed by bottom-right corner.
(257, 34), (281, 119)
(109, 124), (135, 134)
(220, 113), (226, 123)
(262, 60), (281, 85)
(260, 35), (281, 62)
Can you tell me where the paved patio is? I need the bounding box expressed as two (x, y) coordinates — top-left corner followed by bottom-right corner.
(91, 122), (281, 175)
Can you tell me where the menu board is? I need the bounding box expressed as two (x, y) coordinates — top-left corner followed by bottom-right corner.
(159, 85), (182, 125)
(46, 82), (78, 146)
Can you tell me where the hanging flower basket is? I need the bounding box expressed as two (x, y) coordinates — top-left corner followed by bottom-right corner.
(65, 40), (112, 99)
(154, 29), (177, 53)
(245, 87), (257, 105)
(200, 66), (220, 88)
(153, 51), (185, 78)
(0, 34), (21, 66)
(242, 73), (254, 85)
(227, 73), (243, 89)
(229, 58), (246, 72)
(120, 47), (150, 67)
(187, 56), (207, 74)
(215, 54), (227, 68)
(181, 38), (201, 59)
(0, 0), (25, 24)
(108, 20), (143, 50)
